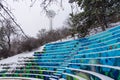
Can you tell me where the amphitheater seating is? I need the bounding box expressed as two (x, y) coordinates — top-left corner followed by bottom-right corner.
(0, 25), (120, 80)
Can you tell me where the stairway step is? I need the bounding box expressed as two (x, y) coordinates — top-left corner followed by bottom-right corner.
(53, 73), (62, 77)
(57, 68), (64, 70)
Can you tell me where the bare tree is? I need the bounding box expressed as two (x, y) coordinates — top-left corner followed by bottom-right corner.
(0, 19), (17, 58)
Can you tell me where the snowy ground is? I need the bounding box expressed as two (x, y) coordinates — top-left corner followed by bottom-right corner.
(0, 45), (45, 71)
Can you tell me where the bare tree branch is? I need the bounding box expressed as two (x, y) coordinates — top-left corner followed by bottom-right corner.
(30, 0), (37, 7)
(0, 13), (6, 20)
(0, 3), (28, 38)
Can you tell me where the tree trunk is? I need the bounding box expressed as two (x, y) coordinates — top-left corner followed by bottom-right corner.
(7, 35), (11, 53)
(101, 25), (106, 31)
(95, 11), (106, 31)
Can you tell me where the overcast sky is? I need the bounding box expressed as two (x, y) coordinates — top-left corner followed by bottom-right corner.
(6, 0), (72, 37)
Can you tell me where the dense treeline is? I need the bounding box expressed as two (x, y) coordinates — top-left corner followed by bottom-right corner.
(68, 0), (120, 37)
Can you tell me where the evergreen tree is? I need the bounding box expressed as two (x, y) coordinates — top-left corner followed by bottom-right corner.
(68, 0), (120, 37)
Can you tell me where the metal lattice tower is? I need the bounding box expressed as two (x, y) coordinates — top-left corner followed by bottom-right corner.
(46, 10), (56, 31)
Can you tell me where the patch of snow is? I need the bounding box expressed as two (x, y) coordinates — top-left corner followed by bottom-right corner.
(0, 45), (45, 71)
(88, 27), (103, 36)
(47, 35), (77, 45)
(109, 22), (120, 27)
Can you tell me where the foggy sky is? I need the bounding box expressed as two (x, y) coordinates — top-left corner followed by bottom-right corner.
(7, 0), (72, 37)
